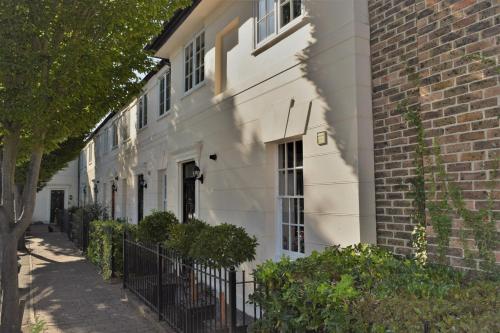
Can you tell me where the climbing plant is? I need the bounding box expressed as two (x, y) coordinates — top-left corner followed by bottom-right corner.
(402, 104), (499, 271)
(400, 101), (428, 265)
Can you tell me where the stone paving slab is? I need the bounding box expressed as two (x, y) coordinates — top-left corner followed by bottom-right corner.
(21, 225), (163, 333)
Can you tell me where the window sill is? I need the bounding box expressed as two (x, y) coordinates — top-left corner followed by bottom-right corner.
(252, 17), (309, 56)
(157, 111), (171, 121)
(181, 81), (206, 100)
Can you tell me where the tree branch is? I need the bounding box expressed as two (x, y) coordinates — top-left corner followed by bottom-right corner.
(14, 144), (44, 240)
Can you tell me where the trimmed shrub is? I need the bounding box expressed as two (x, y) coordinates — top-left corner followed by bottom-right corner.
(87, 220), (137, 279)
(250, 244), (499, 332)
(166, 218), (209, 258)
(189, 223), (258, 268)
(137, 210), (178, 243)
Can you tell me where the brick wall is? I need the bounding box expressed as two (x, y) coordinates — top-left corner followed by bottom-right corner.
(369, 0), (500, 268)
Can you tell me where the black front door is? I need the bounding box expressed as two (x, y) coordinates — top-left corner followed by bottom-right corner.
(138, 174), (144, 222)
(50, 190), (65, 224)
(182, 162), (196, 223)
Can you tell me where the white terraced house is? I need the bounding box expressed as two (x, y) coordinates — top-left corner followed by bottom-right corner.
(38, 0), (376, 266)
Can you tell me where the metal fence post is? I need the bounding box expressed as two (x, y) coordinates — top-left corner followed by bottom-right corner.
(123, 231), (127, 289)
(157, 243), (163, 321)
(228, 267), (237, 333)
(424, 321), (430, 333)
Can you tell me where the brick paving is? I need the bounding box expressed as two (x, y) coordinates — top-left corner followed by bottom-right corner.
(21, 225), (162, 333)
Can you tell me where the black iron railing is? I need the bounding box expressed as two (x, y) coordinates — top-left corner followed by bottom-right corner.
(123, 232), (261, 333)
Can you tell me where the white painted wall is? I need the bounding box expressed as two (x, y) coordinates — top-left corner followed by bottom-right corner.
(80, 0), (376, 267)
(32, 159), (79, 223)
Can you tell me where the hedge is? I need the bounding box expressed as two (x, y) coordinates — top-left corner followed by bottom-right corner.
(87, 220), (137, 279)
(250, 244), (499, 332)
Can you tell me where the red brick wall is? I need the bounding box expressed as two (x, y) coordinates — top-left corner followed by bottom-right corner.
(369, 0), (499, 268)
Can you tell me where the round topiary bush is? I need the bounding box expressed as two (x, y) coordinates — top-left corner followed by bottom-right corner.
(137, 210), (179, 243)
(190, 223), (258, 268)
(165, 218), (209, 257)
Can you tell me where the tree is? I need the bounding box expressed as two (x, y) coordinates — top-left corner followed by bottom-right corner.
(0, 1), (190, 331)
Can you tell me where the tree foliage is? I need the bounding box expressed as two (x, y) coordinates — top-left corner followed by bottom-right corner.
(0, 1), (191, 330)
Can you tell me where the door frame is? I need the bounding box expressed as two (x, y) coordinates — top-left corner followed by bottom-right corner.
(49, 189), (66, 224)
(176, 160), (200, 223)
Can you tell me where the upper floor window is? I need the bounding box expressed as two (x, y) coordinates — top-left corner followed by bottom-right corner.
(159, 72), (171, 116)
(184, 31), (205, 92)
(256, 0), (303, 44)
(138, 95), (148, 129)
(111, 122), (118, 148)
(121, 112), (130, 141)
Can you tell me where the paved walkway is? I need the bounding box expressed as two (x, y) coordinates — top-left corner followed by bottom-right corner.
(20, 225), (162, 333)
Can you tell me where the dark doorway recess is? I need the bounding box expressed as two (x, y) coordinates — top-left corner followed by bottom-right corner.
(138, 174), (145, 222)
(50, 190), (65, 224)
(182, 161), (196, 223)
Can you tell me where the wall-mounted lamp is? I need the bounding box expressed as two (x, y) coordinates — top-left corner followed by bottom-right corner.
(114, 176), (119, 181)
(139, 178), (148, 189)
(209, 154), (217, 161)
(193, 165), (204, 184)
(111, 182), (118, 192)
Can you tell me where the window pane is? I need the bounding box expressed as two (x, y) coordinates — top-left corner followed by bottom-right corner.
(138, 99), (143, 128)
(278, 144), (285, 169)
(290, 198), (296, 224)
(295, 140), (303, 167)
(282, 225), (289, 250)
(267, 12), (275, 36)
(159, 77), (165, 115)
(166, 73), (171, 111)
(279, 170), (285, 195)
(299, 198), (304, 224)
(267, 0), (274, 12)
(287, 170), (294, 195)
(299, 226), (304, 253)
(282, 198), (289, 223)
(281, 1), (291, 27)
(291, 225), (298, 252)
(293, 0), (302, 18)
(143, 96), (147, 125)
(296, 169), (303, 195)
(258, 0), (266, 19)
(287, 142), (294, 168)
(258, 20), (266, 42)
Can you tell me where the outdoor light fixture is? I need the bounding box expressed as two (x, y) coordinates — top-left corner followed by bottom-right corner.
(139, 178), (148, 189)
(193, 165), (204, 184)
(209, 154), (217, 161)
(111, 182), (118, 192)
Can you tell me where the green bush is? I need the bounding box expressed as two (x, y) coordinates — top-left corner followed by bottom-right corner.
(137, 210), (178, 243)
(250, 244), (499, 332)
(87, 220), (137, 279)
(189, 223), (258, 268)
(165, 218), (209, 258)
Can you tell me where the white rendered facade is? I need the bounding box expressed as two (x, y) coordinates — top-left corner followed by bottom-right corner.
(79, 0), (376, 266)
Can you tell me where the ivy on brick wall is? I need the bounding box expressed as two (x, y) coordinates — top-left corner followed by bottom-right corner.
(402, 101), (499, 272)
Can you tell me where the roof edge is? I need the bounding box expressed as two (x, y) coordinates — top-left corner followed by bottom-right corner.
(146, 0), (202, 52)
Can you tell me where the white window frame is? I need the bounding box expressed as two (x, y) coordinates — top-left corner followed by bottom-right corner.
(111, 122), (118, 149)
(138, 94), (148, 129)
(276, 139), (304, 258)
(184, 31), (205, 93)
(162, 172), (168, 211)
(255, 0), (305, 47)
(159, 71), (171, 116)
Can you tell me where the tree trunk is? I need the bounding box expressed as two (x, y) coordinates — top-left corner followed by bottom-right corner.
(1, 137), (43, 331)
(0, 234), (21, 333)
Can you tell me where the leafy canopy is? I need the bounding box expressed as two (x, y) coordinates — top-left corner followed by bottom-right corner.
(0, 0), (190, 154)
